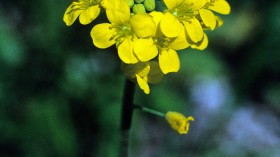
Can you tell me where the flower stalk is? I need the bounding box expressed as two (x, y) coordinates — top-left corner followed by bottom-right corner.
(134, 104), (165, 117)
(119, 79), (136, 157)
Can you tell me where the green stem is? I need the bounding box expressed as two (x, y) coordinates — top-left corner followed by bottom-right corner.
(134, 104), (165, 117)
(119, 79), (136, 157)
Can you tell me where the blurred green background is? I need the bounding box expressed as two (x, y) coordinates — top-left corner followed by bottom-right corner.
(1, 0), (280, 157)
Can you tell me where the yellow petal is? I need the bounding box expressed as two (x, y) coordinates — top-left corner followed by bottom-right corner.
(137, 63), (150, 77)
(149, 11), (164, 29)
(118, 37), (139, 64)
(169, 29), (190, 50)
(136, 74), (150, 94)
(207, 0), (231, 15)
(199, 9), (216, 30)
(130, 14), (156, 37)
(159, 49), (180, 74)
(147, 61), (163, 84)
(160, 12), (183, 38)
(79, 5), (100, 25)
(121, 62), (150, 77)
(186, 0), (207, 10)
(105, 0), (130, 25)
(215, 16), (224, 28)
(134, 38), (158, 62)
(163, 0), (184, 9)
(184, 19), (203, 43)
(91, 23), (116, 48)
(63, 3), (83, 26)
(191, 33), (208, 50)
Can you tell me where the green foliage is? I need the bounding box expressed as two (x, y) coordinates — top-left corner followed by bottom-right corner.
(0, 13), (25, 66)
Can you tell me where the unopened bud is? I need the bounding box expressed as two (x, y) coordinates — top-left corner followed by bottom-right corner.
(144, 0), (155, 12)
(134, 0), (144, 4)
(132, 4), (146, 14)
(128, 0), (134, 8)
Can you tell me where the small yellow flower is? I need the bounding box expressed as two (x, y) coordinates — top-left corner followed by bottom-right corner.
(91, 0), (156, 64)
(161, 0), (230, 50)
(162, 0), (206, 41)
(165, 111), (194, 134)
(134, 11), (189, 74)
(63, 0), (105, 26)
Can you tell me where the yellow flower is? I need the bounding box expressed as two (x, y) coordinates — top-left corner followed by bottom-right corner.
(121, 61), (163, 94)
(91, 0), (156, 64)
(134, 11), (189, 74)
(161, 0), (206, 41)
(63, 0), (105, 26)
(165, 111), (194, 134)
(161, 0), (230, 50)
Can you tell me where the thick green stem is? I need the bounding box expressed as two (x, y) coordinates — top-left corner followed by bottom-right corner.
(119, 79), (136, 157)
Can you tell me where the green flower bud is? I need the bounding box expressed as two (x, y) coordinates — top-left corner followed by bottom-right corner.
(134, 0), (144, 4)
(128, 0), (134, 8)
(132, 4), (146, 14)
(144, 0), (155, 12)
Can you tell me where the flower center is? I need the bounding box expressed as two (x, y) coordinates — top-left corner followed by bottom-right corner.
(169, 3), (198, 22)
(155, 36), (171, 49)
(116, 24), (133, 37)
(111, 24), (134, 45)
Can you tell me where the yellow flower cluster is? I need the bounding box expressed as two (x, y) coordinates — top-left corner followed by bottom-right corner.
(63, 0), (230, 94)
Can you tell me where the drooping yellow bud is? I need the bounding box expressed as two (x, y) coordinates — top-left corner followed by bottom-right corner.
(165, 111), (194, 134)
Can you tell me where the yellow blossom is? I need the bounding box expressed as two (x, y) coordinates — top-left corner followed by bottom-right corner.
(121, 61), (163, 94)
(91, 0), (156, 64)
(134, 11), (189, 74)
(63, 0), (105, 26)
(161, 0), (230, 50)
(165, 111), (194, 134)
(161, 0), (206, 41)
(62, 0), (231, 94)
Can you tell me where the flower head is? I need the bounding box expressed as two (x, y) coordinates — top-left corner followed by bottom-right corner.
(134, 11), (189, 74)
(91, 0), (156, 64)
(63, 0), (105, 26)
(165, 111), (194, 134)
(161, 0), (230, 50)
(63, 0), (231, 94)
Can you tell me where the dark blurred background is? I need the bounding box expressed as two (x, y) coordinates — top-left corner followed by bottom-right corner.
(1, 0), (280, 156)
